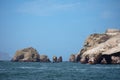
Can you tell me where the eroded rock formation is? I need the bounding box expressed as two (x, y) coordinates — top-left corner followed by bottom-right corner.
(57, 56), (63, 62)
(79, 29), (120, 64)
(69, 54), (80, 62)
(53, 56), (57, 63)
(11, 47), (50, 62)
(40, 55), (51, 62)
(11, 47), (40, 62)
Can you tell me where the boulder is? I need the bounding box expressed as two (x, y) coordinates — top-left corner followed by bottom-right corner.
(79, 29), (120, 64)
(11, 47), (40, 62)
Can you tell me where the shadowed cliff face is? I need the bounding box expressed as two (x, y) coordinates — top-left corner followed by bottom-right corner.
(79, 29), (120, 64)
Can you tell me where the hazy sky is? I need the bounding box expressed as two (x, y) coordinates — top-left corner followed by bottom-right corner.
(0, 0), (120, 61)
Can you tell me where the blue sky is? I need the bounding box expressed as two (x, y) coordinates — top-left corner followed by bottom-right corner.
(0, 0), (120, 61)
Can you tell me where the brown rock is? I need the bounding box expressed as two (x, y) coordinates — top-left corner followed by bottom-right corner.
(69, 54), (76, 62)
(53, 56), (57, 63)
(57, 56), (62, 62)
(69, 54), (81, 62)
(11, 47), (40, 62)
(80, 57), (88, 64)
(40, 55), (50, 62)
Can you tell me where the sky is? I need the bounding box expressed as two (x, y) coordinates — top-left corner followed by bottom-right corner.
(0, 0), (120, 61)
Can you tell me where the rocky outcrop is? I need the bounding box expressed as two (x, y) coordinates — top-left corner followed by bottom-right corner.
(69, 54), (75, 62)
(57, 56), (63, 62)
(40, 55), (51, 62)
(79, 29), (120, 64)
(11, 47), (50, 62)
(52, 56), (57, 63)
(69, 54), (81, 62)
(11, 47), (40, 62)
(52, 56), (63, 62)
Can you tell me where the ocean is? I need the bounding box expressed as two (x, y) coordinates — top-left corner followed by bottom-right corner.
(0, 61), (120, 80)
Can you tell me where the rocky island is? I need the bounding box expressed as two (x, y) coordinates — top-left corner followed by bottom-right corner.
(11, 47), (50, 62)
(78, 29), (120, 64)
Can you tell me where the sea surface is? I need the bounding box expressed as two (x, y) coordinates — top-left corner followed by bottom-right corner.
(0, 61), (120, 80)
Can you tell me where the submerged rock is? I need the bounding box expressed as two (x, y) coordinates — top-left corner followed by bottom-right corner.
(11, 47), (40, 62)
(79, 29), (120, 64)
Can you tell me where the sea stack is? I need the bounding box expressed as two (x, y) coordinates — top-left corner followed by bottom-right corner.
(69, 54), (76, 62)
(78, 29), (120, 64)
(11, 47), (40, 62)
(52, 56), (57, 63)
(57, 56), (63, 62)
(11, 47), (50, 62)
(69, 54), (80, 62)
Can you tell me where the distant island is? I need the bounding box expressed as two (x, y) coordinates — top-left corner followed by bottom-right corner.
(11, 29), (120, 64)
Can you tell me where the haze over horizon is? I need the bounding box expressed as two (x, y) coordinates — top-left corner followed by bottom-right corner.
(0, 0), (120, 61)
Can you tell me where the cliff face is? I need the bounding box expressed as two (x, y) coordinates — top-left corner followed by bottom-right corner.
(79, 29), (120, 64)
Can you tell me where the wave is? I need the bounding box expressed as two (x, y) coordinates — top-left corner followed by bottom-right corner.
(0, 69), (5, 71)
(18, 66), (49, 70)
(18, 66), (36, 69)
(90, 66), (120, 69)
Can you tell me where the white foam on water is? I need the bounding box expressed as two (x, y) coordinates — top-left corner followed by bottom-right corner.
(18, 66), (36, 69)
(90, 66), (120, 69)
(71, 66), (87, 72)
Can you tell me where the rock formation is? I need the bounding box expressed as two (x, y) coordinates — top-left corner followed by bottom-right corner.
(57, 56), (63, 62)
(79, 29), (120, 64)
(69, 54), (76, 62)
(11, 47), (40, 62)
(11, 47), (50, 62)
(69, 54), (80, 62)
(40, 55), (51, 62)
(52, 56), (57, 63)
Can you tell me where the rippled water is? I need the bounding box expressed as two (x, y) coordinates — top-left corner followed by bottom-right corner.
(0, 61), (120, 80)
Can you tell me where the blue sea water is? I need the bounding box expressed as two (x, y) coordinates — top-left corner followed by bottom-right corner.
(0, 61), (120, 80)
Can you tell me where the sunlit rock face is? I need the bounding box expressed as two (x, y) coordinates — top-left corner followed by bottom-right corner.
(79, 29), (120, 64)
(11, 47), (40, 62)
